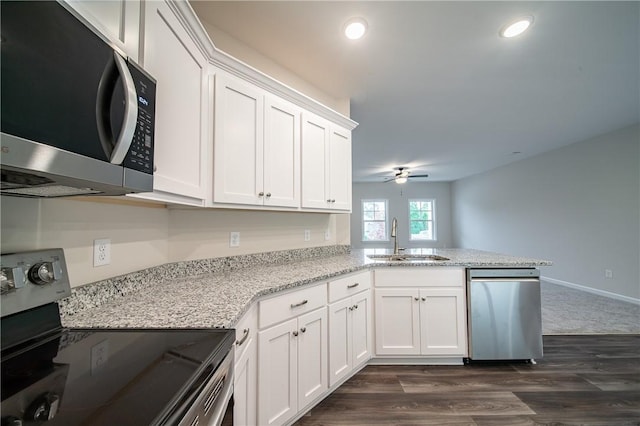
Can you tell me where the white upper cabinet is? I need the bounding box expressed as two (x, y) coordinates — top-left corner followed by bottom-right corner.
(213, 74), (264, 206)
(328, 126), (352, 211)
(212, 74), (301, 208)
(63, 0), (140, 61)
(136, 0), (209, 205)
(263, 96), (301, 208)
(301, 113), (352, 212)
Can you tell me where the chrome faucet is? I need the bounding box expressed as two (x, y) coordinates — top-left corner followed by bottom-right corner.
(391, 217), (399, 255)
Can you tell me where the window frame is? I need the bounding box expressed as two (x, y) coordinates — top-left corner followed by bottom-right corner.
(408, 198), (436, 241)
(361, 199), (389, 242)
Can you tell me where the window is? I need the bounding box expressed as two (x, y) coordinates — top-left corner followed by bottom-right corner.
(362, 199), (388, 241)
(409, 199), (436, 241)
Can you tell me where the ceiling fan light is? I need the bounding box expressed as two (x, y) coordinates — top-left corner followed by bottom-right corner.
(500, 16), (534, 38)
(395, 176), (408, 184)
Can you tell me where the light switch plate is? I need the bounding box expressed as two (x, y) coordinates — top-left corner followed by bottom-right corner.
(304, 230), (311, 241)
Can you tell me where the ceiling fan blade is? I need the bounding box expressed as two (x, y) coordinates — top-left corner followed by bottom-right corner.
(408, 174), (430, 179)
(383, 177), (395, 183)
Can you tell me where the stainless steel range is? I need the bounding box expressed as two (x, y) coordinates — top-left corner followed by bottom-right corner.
(1, 249), (234, 426)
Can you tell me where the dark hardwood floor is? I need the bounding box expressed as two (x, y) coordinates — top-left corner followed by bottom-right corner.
(295, 335), (640, 426)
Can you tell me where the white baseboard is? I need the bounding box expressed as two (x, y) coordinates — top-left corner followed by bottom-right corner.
(541, 276), (640, 305)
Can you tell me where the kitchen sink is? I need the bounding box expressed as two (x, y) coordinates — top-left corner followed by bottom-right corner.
(367, 254), (450, 262)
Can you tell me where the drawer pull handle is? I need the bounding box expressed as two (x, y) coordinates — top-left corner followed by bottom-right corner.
(300, 327), (306, 333)
(347, 283), (360, 289)
(292, 330), (299, 337)
(291, 299), (308, 308)
(236, 328), (250, 346)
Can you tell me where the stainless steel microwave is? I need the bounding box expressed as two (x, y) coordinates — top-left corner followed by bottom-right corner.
(0, 1), (156, 198)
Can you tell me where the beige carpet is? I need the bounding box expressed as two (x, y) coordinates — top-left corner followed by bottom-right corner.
(541, 281), (640, 334)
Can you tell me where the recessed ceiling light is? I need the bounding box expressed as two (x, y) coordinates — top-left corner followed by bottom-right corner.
(344, 18), (367, 40)
(500, 16), (534, 38)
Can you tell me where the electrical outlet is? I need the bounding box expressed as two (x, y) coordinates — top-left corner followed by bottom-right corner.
(93, 239), (111, 267)
(91, 339), (109, 375)
(304, 229), (311, 241)
(324, 228), (331, 240)
(605, 269), (613, 279)
(229, 232), (240, 247)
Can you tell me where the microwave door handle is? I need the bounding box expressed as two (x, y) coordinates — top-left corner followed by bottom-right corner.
(110, 52), (138, 164)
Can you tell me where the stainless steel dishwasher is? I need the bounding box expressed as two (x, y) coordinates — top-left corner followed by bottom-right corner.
(466, 268), (543, 361)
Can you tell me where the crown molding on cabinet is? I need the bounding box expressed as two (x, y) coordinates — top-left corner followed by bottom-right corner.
(168, 0), (358, 131)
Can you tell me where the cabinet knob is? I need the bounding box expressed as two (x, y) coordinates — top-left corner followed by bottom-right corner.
(266, 193), (271, 197)
(326, 199), (332, 203)
(414, 297), (419, 301)
(300, 327), (306, 333)
(349, 306), (354, 311)
(153, 165), (157, 172)
(332, 199), (336, 203)
(421, 297), (426, 302)
(353, 304), (359, 309)
(292, 331), (299, 337)
(258, 192), (264, 197)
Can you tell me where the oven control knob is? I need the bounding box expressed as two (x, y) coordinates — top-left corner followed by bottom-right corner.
(25, 393), (60, 421)
(28, 262), (57, 286)
(1, 416), (23, 426)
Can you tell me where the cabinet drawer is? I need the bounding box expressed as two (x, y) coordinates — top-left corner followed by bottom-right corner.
(259, 284), (327, 328)
(328, 270), (371, 303)
(234, 305), (257, 362)
(374, 267), (464, 287)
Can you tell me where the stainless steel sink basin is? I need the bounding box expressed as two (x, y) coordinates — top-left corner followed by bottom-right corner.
(367, 254), (450, 262)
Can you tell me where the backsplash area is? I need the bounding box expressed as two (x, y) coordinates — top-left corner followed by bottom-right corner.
(0, 196), (349, 288)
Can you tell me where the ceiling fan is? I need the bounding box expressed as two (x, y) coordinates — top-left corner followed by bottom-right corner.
(383, 167), (429, 184)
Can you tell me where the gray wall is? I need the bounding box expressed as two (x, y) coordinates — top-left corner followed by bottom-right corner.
(451, 124), (640, 301)
(351, 182), (453, 250)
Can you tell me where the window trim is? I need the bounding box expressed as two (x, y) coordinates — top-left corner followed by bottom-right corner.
(361, 199), (389, 242)
(408, 198), (436, 241)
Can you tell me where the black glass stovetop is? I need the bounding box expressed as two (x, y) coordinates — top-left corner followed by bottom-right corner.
(1, 327), (234, 426)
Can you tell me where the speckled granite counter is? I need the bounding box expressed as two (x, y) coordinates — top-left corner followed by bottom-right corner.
(60, 247), (551, 330)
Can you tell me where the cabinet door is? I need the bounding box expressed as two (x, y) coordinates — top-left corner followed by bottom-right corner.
(258, 319), (297, 426)
(328, 126), (352, 211)
(375, 289), (421, 355)
(142, 1), (208, 203)
(263, 96), (300, 208)
(419, 288), (467, 356)
(63, 0), (139, 61)
(351, 290), (372, 366)
(301, 113), (329, 209)
(214, 74), (265, 205)
(234, 335), (257, 426)
(297, 308), (328, 410)
(328, 297), (352, 387)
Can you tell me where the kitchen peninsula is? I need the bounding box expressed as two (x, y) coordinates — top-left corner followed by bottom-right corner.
(60, 247), (550, 329)
(59, 246), (550, 426)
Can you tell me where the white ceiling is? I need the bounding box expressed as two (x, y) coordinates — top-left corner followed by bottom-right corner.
(191, 1), (640, 182)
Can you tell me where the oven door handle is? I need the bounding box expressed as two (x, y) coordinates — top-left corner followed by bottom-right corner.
(208, 369), (233, 426)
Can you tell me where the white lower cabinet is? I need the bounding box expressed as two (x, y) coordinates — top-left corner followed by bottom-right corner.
(327, 271), (372, 386)
(328, 290), (371, 386)
(234, 306), (257, 426)
(257, 286), (328, 426)
(374, 268), (467, 357)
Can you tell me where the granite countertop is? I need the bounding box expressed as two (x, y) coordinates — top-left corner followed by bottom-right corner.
(61, 248), (551, 330)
